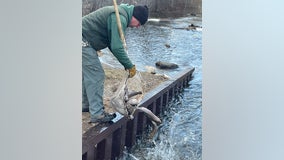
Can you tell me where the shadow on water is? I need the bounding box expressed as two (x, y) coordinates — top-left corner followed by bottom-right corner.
(100, 14), (202, 160)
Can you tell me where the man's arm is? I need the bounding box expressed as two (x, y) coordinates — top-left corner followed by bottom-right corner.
(108, 14), (134, 69)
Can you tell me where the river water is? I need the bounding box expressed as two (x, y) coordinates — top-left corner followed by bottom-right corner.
(100, 15), (202, 160)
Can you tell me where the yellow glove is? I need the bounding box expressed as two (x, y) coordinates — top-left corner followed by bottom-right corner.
(128, 65), (136, 78)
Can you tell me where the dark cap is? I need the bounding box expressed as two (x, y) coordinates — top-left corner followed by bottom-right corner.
(133, 5), (149, 25)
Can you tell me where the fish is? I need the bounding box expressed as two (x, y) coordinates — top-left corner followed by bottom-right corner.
(110, 75), (162, 138)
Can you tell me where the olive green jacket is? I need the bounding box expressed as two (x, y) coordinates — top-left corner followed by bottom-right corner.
(82, 4), (134, 69)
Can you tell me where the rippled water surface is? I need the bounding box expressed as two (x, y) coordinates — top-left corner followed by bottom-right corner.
(101, 15), (202, 160)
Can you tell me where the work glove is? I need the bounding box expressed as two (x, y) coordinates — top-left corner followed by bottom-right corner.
(128, 65), (136, 78)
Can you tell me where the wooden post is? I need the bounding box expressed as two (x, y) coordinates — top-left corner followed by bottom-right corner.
(112, 0), (128, 52)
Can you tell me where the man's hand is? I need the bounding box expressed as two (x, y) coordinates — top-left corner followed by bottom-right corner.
(128, 65), (136, 78)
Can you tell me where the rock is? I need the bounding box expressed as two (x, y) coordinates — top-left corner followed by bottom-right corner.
(187, 24), (202, 30)
(145, 66), (156, 74)
(155, 61), (179, 69)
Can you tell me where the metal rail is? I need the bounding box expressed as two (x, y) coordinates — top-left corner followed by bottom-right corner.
(82, 67), (195, 160)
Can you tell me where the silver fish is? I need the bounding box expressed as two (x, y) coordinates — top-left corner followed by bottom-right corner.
(110, 75), (162, 138)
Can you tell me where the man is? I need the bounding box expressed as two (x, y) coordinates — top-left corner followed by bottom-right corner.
(82, 4), (149, 123)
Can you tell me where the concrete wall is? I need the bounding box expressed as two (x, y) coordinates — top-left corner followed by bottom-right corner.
(82, 0), (202, 17)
